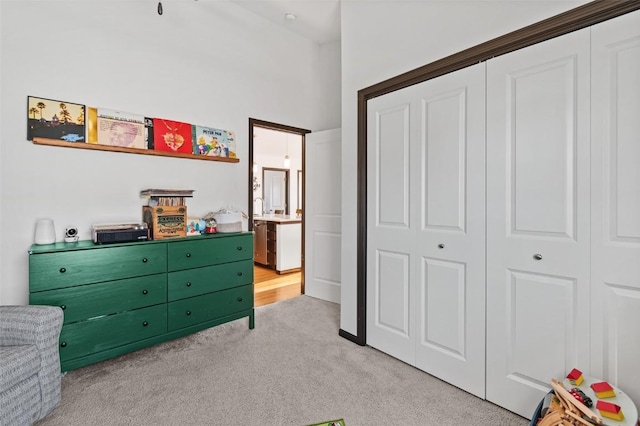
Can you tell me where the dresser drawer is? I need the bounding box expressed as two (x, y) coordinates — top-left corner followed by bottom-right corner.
(167, 234), (253, 271)
(30, 244), (167, 292)
(167, 284), (253, 331)
(59, 304), (167, 362)
(168, 259), (253, 301)
(30, 274), (167, 324)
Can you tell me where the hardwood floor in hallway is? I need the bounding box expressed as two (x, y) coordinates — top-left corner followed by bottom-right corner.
(254, 264), (301, 307)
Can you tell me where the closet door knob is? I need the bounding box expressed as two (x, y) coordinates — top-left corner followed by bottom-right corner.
(237, 297), (243, 302)
(533, 254), (543, 261)
(237, 246), (243, 251)
(142, 258), (148, 263)
(142, 290), (148, 295)
(186, 311), (192, 316)
(237, 272), (243, 277)
(186, 253), (191, 258)
(186, 282), (191, 287)
(59, 268), (66, 273)
(60, 342), (67, 348)
(438, 244), (445, 249)
(142, 321), (149, 327)
(60, 305), (67, 310)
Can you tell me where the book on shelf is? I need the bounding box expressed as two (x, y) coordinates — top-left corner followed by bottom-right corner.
(147, 197), (188, 207)
(140, 189), (194, 207)
(140, 188), (194, 197)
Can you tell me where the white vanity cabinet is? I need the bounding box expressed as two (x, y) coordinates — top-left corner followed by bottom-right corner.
(253, 216), (301, 273)
(275, 222), (301, 272)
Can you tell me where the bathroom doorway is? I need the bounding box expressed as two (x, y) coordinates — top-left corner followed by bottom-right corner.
(248, 119), (310, 306)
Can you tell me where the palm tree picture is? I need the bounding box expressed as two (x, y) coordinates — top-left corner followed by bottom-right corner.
(36, 102), (45, 119)
(27, 96), (86, 141)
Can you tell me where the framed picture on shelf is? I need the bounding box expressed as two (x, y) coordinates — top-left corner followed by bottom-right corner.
(192, 125), (236, 158)
(27, 96), (86, 142)
(86, 107), (147, 149)
(153, 118), (193, 154)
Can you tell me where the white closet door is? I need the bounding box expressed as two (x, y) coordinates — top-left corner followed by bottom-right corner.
(590, 10), (640, 405)
(413, 63), (486, 398)
(486, 28), (591, 418)
(367, 87), (417, 365)
(366, 63), (486, 396)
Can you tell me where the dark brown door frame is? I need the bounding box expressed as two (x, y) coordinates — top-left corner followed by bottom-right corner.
(248, 118), (311, 292)
(343, 0), (640, 346)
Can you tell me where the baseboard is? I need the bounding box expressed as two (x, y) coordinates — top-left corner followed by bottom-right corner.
(339, 328), (365, 346)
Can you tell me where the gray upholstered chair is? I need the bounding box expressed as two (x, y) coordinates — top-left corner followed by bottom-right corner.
(0, 305), (63, 425)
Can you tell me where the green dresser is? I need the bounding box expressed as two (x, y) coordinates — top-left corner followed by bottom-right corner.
(29, 233), (254, 371)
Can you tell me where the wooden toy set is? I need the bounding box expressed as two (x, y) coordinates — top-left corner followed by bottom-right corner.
(534, 368), (634, 426)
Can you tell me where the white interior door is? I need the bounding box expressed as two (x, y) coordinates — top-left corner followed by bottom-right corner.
(366, 64), (486, 396)
(486, 28), (591, 418)
(305, 128), (342, 303)
(413, 63), (486, 399)
(367, 86), (417, 365)
(590, 10), (640, 405)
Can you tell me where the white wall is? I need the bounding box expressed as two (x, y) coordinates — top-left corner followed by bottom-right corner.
(318, 41), (342, 131)
(0, 0), (338, 304)
(339, 0), (590, 335)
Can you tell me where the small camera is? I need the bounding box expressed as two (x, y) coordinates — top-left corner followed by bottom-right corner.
(65, 226), (79, 243)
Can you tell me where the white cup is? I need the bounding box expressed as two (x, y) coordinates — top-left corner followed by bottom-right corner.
(34, 219), (56, 245)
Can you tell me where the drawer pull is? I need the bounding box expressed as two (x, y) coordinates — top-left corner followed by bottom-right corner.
(237, 297), (243, 302)
(142, 258), (148, 263)
(237, 272), (243, 277)
(60, 305), (66, 310)
(142, 290), (148, 295)
(186, 310), (192, 316)
(186, 253), (191, 258)
(438, 243), (445, 249)
(59, 268), (66, 273)
(60, 342), (67, 348)
(186, 282), (192, 287)
(533, 254), (543, 261)
(237, 246), (243, 251)
(142, 321), (149, 327)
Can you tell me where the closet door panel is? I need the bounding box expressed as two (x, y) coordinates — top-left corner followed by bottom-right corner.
(486, 28), (591, 418)
(414, 63), (486, 398)
(366, 88), (417, 365)
(590, 9), (640, 405)
(511, 61), (576, 237)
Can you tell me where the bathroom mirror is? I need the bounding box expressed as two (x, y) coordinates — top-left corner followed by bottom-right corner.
(262, 167), (289, 215)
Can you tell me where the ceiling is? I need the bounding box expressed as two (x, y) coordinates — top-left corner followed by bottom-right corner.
(229, 0), (341, 45)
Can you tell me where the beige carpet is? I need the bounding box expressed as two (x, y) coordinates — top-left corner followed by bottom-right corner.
(36, 295), (529, 426)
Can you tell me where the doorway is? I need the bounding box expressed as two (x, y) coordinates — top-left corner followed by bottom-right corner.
(248, 119), (310, 307)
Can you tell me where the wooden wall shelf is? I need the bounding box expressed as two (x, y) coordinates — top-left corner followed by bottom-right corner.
(32, 138), (240, 163)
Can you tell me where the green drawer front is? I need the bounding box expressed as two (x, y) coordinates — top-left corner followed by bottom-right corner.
(30, 274), (167, 324)
(59, 304), (167, 362)
(168, 259), (253, 301)
(30, 244), (167, 292)
(168, 284), (253, 331)
(167, 234), (253, 271)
